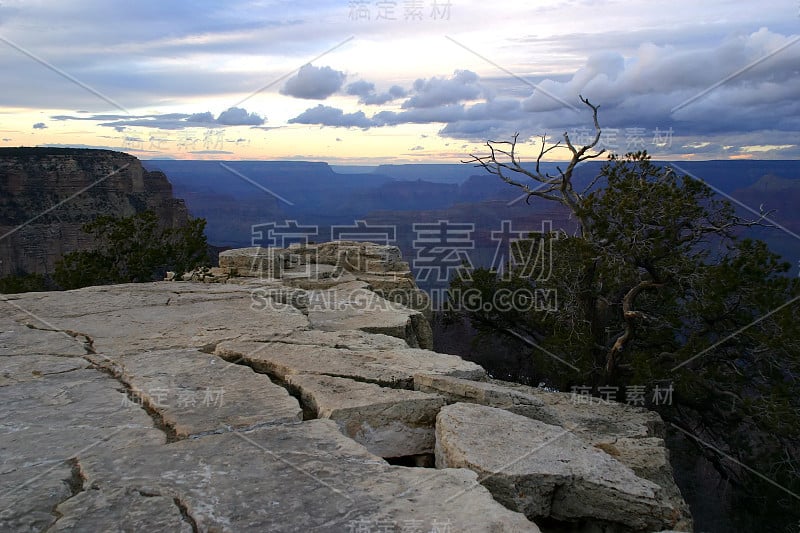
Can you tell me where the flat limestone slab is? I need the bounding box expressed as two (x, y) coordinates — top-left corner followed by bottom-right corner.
(305, 282), (433, 349)
(1, 270), (690, 532)
(50, 487), (192, 533)
(0, 354), (88, 387)
(414, 373), (561, 425)
(74, 419), (538, 532)
(0, 316), (88, 357)
(415, 374), (663, 438)
(90, 349), (302, 437)
(0, 365), (164, 532)
(3, 283), (311, 356)
(486, 378), (664, 439)
(286, 374), (445, 457)
(435, 403), (683, 532)
(414, 373), (692, 527)
(215, 340), (485, 388)
(257, 328), (411, 350)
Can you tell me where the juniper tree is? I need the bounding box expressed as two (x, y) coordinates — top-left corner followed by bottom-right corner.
(54, 211), (208, 289)
(456, 97), (800, 530)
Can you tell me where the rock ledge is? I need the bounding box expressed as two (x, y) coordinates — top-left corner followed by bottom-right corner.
(1, 242), (691, 532)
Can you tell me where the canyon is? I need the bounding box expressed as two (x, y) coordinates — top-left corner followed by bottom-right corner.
(0, 148), (190, 278)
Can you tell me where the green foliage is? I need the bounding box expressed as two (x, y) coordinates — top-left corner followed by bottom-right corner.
(454, 151), (800, 528)
(54, 211), (208, 289)
(0, 272), (49, 294)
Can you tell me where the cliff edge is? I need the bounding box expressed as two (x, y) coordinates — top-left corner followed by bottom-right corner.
(0, 242), (692, 532)
(0, 148), (189, 277)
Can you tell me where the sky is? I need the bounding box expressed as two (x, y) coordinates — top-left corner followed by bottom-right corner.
(0, 0), (798, 163)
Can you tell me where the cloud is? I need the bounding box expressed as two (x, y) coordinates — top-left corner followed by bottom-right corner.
(10, 0), (797, 162)
(281, 64), (346, 100)
(394, 28), (800, 153)
(289, 105), (374, 129)
(517, 28), (800, 133)
(346, 80), (374, 97)
(38, 143), (160, 153)
(374, 104), (466, 126)
(409, 145), (424, 151)
(371, 98), (520, 131)
(32, 122), (47, 129)
(187, 111), (215, 122)
(51, 107), (264, 130)
(216, 107), (264, 125)
(346, 80), (407, 105)
(280, 30), (800, 157)
(403, 70), (482, 109)
(287, 93), (519, 134)
(437, 98), (525, 139)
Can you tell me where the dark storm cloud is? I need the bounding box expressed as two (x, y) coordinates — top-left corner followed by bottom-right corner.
(437, 28), (800, 150)
(286, 25), (800, 158)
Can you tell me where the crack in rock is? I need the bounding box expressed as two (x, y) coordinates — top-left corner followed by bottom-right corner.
(64, 458), (86, 498)
(222, 355), (316, 421)
(45, 458), (87, 530)
(85, 357), (180, 443)
(21, 323), (96, 355)
(173, 496), (200, 533)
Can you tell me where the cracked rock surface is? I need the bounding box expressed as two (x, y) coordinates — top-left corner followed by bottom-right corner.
(1, 276), (533, 531)
(1, 242), (691, 532)
(436, 403), (690, 532)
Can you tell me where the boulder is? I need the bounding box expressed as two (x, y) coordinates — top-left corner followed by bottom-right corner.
(435, 403), (686, 532)
(416, 374), (692, 529)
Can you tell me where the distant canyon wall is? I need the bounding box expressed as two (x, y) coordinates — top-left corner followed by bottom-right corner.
(0, 148), (189, 277)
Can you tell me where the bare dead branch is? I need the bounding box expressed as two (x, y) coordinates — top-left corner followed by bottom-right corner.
(463, 96), (606, 235)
